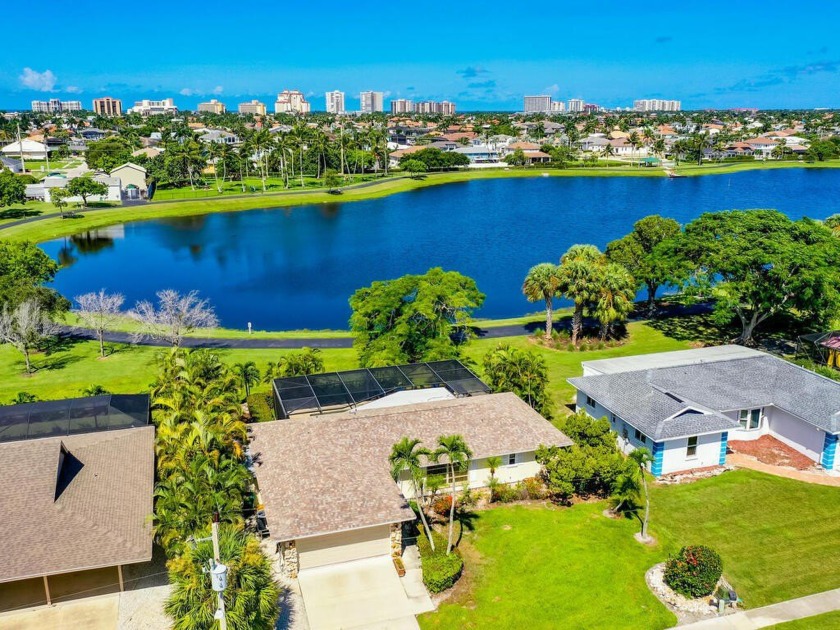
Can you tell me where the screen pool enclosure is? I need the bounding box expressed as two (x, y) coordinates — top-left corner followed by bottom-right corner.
(0, 394), (151, 443)
(271, 360), (490, 419)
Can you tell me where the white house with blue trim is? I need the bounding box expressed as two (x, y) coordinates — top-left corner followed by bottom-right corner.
(568, 346), (840, 477)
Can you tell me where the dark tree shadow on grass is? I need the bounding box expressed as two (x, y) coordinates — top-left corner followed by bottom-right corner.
(455, 508), (480, 547)
(0, 207), (42, 220)
(647, 312), (733, 345)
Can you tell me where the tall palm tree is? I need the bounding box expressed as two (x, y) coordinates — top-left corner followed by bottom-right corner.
(389, 437), (436, 551)
(232, 361), (260, 397)
(558, 244), (604, 345)
(522, 263), (562, 340)
(629, 448), (654, 542)
(433, 434), (472, 555)
(593, 263), (636, 340)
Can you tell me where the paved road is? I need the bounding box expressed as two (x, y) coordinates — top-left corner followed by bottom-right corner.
(675, 587), (840, 629)
(0, 176), (410, 232)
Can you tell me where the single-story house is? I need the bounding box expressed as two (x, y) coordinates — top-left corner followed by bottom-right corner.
(569, 345), (840, 476)
(251, 368), (571, 577)
(454, 144), (500, 164)
(110, 162), (148, 199)
(0, 394), (154, 612)
(1, 139), (52, 160)
(0, 156), (23, 173)
(79, 128), (107, 141)
(25, 173), (121, 203)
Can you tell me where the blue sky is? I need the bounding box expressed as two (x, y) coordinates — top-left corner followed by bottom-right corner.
(2, 0), (838, 112)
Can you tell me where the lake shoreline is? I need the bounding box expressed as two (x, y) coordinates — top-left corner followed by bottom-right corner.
(4, 160), (839, 243)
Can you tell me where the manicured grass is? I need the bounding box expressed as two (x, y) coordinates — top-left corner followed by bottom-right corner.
(674, 159), (840, 176)
(768, 611), (840, 629)
(419, 503), (676, 630)
(0, 340), (358, 402)
(464, 321), (692, 407)
(651, 469), (840, 608)
(419, 471), (840, 629)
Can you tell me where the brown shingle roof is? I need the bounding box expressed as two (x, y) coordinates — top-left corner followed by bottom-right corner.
(250, 393), (571, 541)
(0, 426), (155, 583)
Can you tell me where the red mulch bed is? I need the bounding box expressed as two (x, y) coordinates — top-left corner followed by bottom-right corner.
(729, 435), (815, 470)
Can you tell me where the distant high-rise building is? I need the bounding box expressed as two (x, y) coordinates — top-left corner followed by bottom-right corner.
(129, 98), (178, 115)
(390, 99), (414, 114)
(414, 100), (457, 115)
(238, 100), (267, 116)
(633, 99), (681, 112)
(524, 95), (552, 113)
(92, 97), (122, 117)
(550, 101), (566, 113)
(325, 90), (345, 114)
(197, 99), (226, 114)
(567, 99), (585, 113)
(583, 103), (601, 114)
(31, 99), (83, 113)
(274, 90), (310, 114)
(359, 91), (384, 113)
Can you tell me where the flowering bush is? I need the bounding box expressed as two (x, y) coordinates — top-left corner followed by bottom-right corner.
(433, 495), (453, 516)
(664, 546), (723, 598)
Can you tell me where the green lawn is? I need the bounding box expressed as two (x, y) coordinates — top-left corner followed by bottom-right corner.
(465, 321), (692, 406)
(768, 611), (840, 629)
(420, 471), (840, 629)
(651, 470), (840, 607)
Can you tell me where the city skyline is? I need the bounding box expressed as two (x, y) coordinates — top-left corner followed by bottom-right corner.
(1, 1), (838, 111)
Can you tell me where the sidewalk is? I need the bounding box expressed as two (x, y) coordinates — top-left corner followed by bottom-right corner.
(728, 453), (840, 487)
(675, 587), (840, 629)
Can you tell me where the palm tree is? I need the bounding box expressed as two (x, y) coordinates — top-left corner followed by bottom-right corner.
(629, 448), (654, 542)
(389, 437), (436, 551)
(558, 244), (604, 345)
(232, 361), (260, 397)
(522, 263), (562, 340)
(593, 263), (636, 341)
(601, 143), (615, 167)
(433, 434), (472, 555)
(486, 455), (502, 480)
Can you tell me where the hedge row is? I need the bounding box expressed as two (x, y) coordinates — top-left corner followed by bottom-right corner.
(246, 393), (273, 422)
(417, 527), (464, 593)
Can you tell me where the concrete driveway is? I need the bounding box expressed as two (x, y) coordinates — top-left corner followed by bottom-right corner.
(297, 556), (419, 629)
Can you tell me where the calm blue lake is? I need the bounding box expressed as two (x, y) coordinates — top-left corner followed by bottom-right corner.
(42, 169), (840, 330)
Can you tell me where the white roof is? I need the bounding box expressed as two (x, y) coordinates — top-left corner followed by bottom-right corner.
(1, 139), (48, 153)
(357, 388), (454, 411)
(581, 345), (765, 376)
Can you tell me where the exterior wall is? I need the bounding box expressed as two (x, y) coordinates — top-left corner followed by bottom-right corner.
(576, 390), (649, 455)
(766, 407), (826, 463)
(727, 409), (770, 442)
(296, 525), (391, 571)
(660, 433), (723, 475)
(111, 166), (147, 193)
(279, 540), (298, 578)
(821, 433), (838, 471)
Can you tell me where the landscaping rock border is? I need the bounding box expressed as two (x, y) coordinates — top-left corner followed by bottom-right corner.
(645, 562), (735, 625)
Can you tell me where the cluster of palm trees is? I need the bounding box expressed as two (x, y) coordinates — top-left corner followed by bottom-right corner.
(523, 245), (636, 345)
(231, 348), (325, 399)
(389, 435), (472, 556)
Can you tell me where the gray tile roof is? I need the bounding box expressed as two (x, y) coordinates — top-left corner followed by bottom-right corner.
(569, 352), (840, 440)
(249, 392), (571, 541)
(0, 426), (155, 583)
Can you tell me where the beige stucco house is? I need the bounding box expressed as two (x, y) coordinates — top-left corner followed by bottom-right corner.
(109, 162), (148, 199)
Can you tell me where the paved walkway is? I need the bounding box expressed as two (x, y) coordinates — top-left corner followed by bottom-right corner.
(728, 453), (840, 487)
(675, 587), (840, 628)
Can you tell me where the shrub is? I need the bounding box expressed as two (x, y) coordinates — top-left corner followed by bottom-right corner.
(417, 527), (464, 593)
(521, 476), (547, 500)
(664, 546), (723, 598)
(433, 495), (453, 517)
(246, 393), (273, 422)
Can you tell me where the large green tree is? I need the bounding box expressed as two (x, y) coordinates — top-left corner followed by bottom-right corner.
(165, 525), (280, 630)
(606, 215), (682, 310)
(67, 175), (108, 207)
(0, 168), (26, 207)
(349, 268), (485, 367)
(592, 263), (636, 340)
(664, 209), (840, 344)
(482, 343), (551, 417)
(86, 136), (134, 171)
(0, 240), (66, 313)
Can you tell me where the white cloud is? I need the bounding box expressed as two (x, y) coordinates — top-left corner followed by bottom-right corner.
(179, 88), (194, 96)
(20, 67), (57, 92)
(544, 83), (560, 95)
(212, 85), (223, 95)
(65, 85), (82, 94)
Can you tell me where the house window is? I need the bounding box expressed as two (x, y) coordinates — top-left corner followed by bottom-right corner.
(634, 428), (646, 444)
(686, 436), (698, 458)
(425, 463), (468, 485)
(738, 408), (763, 431)
(586, 395), (595, 408)
(507, 453), (517, 466)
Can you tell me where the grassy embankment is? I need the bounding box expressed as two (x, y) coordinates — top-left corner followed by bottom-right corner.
(0, 320), (687, 405)
(4, 159), (838, 242)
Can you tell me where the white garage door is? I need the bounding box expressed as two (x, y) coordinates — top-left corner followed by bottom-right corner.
(297, 524), (391, 570)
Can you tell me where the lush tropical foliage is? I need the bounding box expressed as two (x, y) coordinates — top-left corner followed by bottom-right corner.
(482, 343), (551, 416)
